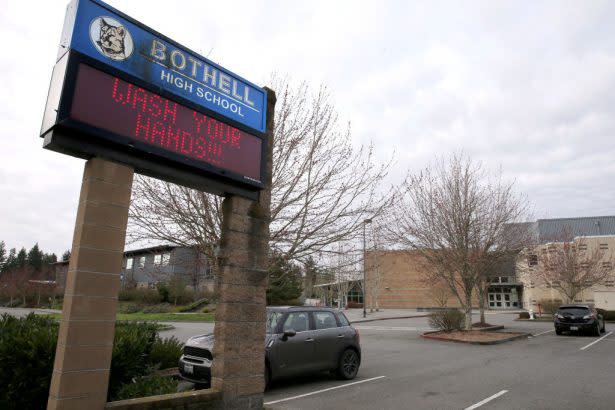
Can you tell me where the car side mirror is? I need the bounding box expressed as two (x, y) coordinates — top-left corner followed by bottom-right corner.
(281, 329), (296, 341)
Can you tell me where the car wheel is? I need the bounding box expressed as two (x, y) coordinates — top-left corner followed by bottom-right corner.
(555, 328), (562, 335)
(337, 349), (360, 380)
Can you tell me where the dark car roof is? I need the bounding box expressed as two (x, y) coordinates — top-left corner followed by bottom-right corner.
(558, 304), (593, 309)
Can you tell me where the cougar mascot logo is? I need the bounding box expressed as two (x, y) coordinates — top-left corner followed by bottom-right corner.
(90, 17), (134, 61)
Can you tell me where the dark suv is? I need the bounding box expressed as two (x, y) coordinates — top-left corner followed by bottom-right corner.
(178, 306), (361, 386)
(554, 304), (606, 336)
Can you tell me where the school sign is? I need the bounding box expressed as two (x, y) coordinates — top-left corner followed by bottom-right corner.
(41, 0), (268, 198)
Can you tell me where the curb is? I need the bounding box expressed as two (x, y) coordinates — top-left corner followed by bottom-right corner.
(351, 314), (429, 324)
(473, 325), (504, 331)
(421, 331), (531, 345)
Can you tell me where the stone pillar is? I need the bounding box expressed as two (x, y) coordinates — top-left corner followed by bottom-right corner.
(211, 88), (275, 409)
(48, 158), (134, 410)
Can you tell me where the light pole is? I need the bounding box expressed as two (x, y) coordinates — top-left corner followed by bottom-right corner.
(363, 218), (372, 318)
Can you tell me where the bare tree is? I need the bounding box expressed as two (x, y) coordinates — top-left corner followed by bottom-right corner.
(129, 180), (222, 276)
(426, 280), (453, 308)
(386, 153), (528, 330)
(128, 76), (393, 268)
(526, 233), (613, 303)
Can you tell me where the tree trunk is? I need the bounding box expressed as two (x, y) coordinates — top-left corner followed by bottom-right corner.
(464, 293), (473, 330)
(477, 283), (486, 325)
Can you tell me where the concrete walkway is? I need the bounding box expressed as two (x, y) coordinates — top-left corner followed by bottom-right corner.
(343, 308), (428, 323)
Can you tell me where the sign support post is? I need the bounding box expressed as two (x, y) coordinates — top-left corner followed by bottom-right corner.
(211, 88), (275, 409)
(48, 158), (133, 410)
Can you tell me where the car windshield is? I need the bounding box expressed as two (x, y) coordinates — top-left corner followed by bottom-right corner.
(266, 311), (283, 334)
(558, 307), (590, 316)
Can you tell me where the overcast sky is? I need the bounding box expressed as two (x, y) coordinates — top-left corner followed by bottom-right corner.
(1, 0), (615, 256)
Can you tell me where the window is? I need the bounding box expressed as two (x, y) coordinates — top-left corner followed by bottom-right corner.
(500, 276), (509, 283)
(528, 254), (538, 266)
(266, 311), (283, 334)
(599, 243), (608, 250)
(347, 290), (363, 304)
(162, 253), (170, 265)
(337, 312), (350, 327)
(283, 312), (309, 332)
(137, 256), (145, 268)
(602, 262), (612, 270)
(126, 258), (133, 269)
(578, 244), (588, 251)
(314, 311), (338, 330)
(154, 253), (170, 265)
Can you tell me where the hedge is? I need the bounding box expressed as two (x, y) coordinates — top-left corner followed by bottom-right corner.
(0, 314), (182, 409)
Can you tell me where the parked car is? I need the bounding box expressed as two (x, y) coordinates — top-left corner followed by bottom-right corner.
(554, 304), (606, 336)
(178, 306), (361, 386)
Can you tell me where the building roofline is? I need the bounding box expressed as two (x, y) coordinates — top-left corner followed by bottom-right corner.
(537, 215), (615, 222)
(123, 244), (182, 256)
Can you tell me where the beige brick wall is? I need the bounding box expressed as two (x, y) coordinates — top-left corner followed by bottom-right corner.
(365, 250), (479, 309)
(517, 236), (615, 309)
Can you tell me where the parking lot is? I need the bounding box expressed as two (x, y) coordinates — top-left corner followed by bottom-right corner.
(260, 314), (615, 410)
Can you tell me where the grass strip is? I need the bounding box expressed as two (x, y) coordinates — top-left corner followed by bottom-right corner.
(40, 312), (214, 323)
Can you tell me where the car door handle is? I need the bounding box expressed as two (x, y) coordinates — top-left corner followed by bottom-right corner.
(337, 335), (345, 338)
(305, 338), (314, 342)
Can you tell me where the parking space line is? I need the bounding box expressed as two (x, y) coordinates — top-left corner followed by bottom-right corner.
(464, 390), (508, 410)
(355, 326), (430, 331)
(533, 329), (555, 337)
(579, 331), (613, 351)
(263, 376), (386, 405)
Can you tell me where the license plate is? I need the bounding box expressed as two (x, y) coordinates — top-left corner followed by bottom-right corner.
(570, 326), (578, 331)
(184, 364), (194, 374)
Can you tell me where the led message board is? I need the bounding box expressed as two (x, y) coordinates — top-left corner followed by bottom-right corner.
(41, 0), (268, 198)
(71, 64), (262, 181)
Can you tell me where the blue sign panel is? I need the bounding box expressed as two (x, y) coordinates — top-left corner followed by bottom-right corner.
(60, 0), (267, 133)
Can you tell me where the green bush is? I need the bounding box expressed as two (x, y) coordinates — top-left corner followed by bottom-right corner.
(119, 288), (137, 301)
(518, 311), (530, 319)
(538, 299), (561, 315)
(0, 316), (179, 408)
(111, 373), (178, 401)
(141, 303), (173, 314)
(109, 322), (158, 398)
(157, 283), (170, 303)
(428, 309), (464, 332)
(149, 336), (182, 370)
(119, 302), (141, 314)
(0, 314), (58, 410)
(178, 297), (209, 313)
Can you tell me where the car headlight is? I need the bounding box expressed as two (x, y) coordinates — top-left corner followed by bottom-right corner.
(583, 314), (594, 320)
(555, 313), (564, 319)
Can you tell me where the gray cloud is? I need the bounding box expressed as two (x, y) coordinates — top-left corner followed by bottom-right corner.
(1, 0), (614, 255)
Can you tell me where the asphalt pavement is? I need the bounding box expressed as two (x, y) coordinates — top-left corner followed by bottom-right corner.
(262, 313), (615, 410)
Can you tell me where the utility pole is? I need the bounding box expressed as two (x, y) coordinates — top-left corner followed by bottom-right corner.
(363, 218), (372, 318)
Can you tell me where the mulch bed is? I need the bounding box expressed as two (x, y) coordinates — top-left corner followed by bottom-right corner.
(422, 330), (529, 345)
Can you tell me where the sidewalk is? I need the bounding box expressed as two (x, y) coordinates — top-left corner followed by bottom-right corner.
(342, 308), (524, 323)
(343, 308), (429, 323)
